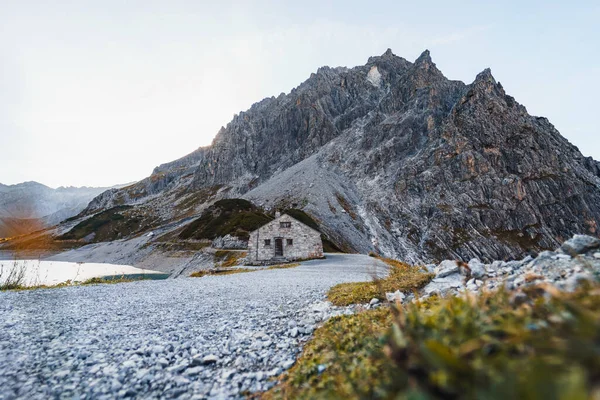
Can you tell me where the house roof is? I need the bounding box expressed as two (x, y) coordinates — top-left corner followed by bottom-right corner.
(250, 213), (322, 236)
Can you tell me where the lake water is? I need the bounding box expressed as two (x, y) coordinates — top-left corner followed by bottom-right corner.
(0, 260), (167, 287)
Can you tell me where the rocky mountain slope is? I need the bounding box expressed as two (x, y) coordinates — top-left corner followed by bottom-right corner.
(55, 49), (600, 263)
(0, 182), (111, 238)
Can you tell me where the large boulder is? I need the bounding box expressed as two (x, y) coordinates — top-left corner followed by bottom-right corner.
(560, 235), (600, 256)
(468, 258), (487, 279)
(434, 260), (460, 278)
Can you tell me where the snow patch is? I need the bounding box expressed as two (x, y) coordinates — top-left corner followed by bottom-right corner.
(366, 66), (382, 87)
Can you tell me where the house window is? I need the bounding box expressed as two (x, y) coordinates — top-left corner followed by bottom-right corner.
(287, 239), (293, 246)
(280, 222), (291, 228)
(264, 239), (271, 246)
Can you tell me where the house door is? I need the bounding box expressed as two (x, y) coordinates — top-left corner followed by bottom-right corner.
(274, 238), (284, 257)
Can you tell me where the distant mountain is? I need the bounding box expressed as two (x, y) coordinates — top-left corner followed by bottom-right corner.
(0, 182), (113, 238)
(64, 49), (600, 263)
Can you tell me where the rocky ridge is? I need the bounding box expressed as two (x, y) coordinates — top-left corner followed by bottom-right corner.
(55, 49), (600, 264)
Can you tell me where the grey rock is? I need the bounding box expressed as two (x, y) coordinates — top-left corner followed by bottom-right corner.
(185, 367), (203, 377)
(157, 358), (169, 368)
(424, 264), (436, 273)
(369, 298), (380, 306)
(561, 235), (600, 255)
(201, 355), (219, 365)
(489, 261), (504, 271)
(468, 258), (486, 279)
(435, 260), (460, 278)
(66, 49), (600, 268)
(385, 290), (405, 303)
(423, 273), (464, 296)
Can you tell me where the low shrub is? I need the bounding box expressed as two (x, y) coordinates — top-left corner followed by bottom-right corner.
(263, 282), (600, 399)
(261, 307), (394, 400)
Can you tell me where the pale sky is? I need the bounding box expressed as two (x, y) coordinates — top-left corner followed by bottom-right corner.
(1, 1), (599, 188)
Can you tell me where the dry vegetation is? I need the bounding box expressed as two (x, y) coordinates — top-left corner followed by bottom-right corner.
(189, 268), (254, 278)
(214, 250), (247, 268)
(327, 256), (434, 306)
(263, 282), (600, 399)
(0, 266), (161, 291)
(190, 260), (300, 277)
(0, 260), (28, 290)
(266, 263), (301, 270)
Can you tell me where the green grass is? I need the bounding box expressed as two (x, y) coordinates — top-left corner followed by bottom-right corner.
(179, 199), (272, 241)
(178, 201), (346, 253)
(327, 256), (434, 306)
(263, 282), (600, 399)
(260, 307), (395, 400)
(57, 205), (157, 243)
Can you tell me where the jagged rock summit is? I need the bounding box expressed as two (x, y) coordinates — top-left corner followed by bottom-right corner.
(72, 49), (600, 263)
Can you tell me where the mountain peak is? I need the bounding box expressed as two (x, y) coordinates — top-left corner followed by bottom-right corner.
(475, 68), (495, 83)
(470, 67), (503, 95)
(382, 48), (395, 57)
(415, 49), (432, 65)
(78, 49), (600, 265)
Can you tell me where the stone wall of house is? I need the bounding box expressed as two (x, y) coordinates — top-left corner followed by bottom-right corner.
(247, 214), (323, 264)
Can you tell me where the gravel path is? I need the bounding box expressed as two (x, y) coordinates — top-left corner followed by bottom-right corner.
(0, 254), (387, 399)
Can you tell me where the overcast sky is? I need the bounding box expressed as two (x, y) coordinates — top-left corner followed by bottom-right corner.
(1, 1), (599, 188)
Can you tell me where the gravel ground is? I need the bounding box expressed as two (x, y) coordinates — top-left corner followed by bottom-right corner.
(0, 254), (387, 399)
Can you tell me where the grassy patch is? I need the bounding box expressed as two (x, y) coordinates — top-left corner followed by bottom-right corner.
(58, 205), (158, 243)
(327, 257), (434, 306)
(173, 185), (223, 214)
(179, 199), (272, 241)
(267, 263), (301, 270)
(261, 307), (395, 400)
(81, 274), (169, 285)
(263, 283), (600, 399)
(1, 282), (73, 291)
(151, 241), (211, 254)
(189, 268), (254, 278)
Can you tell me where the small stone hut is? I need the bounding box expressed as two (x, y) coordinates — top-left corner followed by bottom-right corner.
(247, 212), (323, 265)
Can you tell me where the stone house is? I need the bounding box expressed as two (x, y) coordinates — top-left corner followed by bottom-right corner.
(247, 212), (323, 264)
